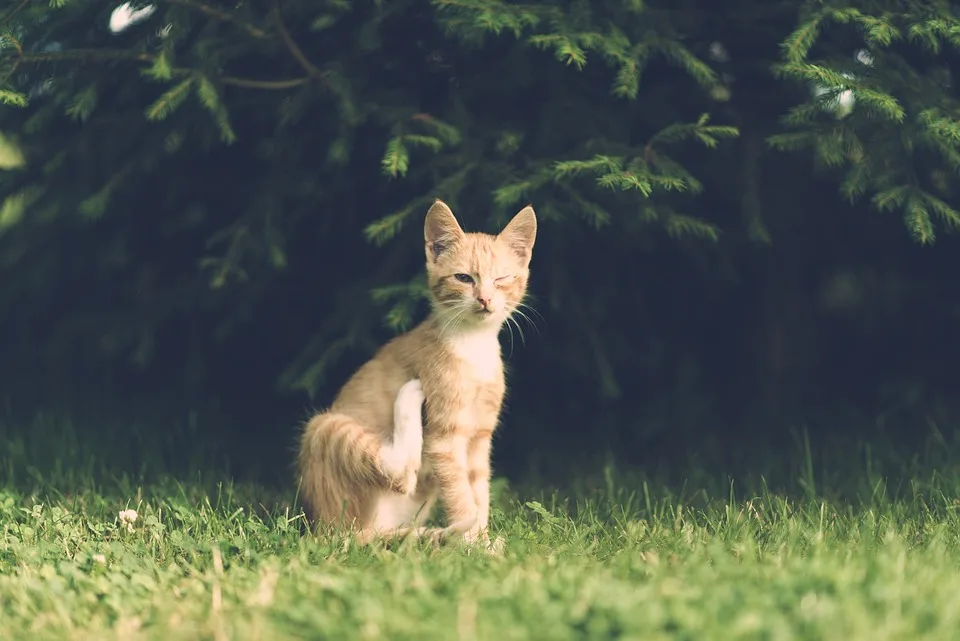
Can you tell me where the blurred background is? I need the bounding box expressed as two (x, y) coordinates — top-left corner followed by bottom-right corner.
(2, 0), (959, 491)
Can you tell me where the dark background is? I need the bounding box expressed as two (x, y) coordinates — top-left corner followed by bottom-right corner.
(1, 0), (958, 492)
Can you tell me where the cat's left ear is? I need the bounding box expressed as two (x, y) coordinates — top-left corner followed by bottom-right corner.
(498, 205), (537, 266)
(425, 199), (466, 263)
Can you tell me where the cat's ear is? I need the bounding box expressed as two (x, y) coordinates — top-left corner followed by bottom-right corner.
(498, 205), (537, 265)
(424, 200), (465, 262)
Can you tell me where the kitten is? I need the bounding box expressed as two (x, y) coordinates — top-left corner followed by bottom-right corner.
(297, 199), (537, 549)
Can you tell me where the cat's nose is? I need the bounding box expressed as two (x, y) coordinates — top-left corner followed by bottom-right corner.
(477, 295), (491, 309)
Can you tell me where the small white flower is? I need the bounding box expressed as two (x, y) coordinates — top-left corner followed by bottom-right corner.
(92, 554), (107, 565)
(118, 509), (138, 532)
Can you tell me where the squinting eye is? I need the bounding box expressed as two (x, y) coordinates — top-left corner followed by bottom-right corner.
(453, 273), (474, 284)
(495, 275), (516, 284)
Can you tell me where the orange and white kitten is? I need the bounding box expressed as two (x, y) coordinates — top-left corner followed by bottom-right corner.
(297, 199), (537, 549)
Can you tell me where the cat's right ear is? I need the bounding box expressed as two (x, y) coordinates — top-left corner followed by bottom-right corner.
(424, 200), (465, 262)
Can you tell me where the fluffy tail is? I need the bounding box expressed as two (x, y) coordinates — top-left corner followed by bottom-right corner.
(297, 412), (401, 527)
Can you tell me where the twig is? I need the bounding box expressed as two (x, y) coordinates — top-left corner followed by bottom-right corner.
(162, 0), (268, 39)
(270, 0), (322, 77)
(221, 75), (311, 90)
(0, 0), (30, 26)
(15, 50), (155, 64)
(12, 49), (315, 91)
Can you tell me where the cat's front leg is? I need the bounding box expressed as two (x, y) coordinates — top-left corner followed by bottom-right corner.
(464, 431), (506, 554)
(466, 431), (493, 541)
(425, 430), (479, 534)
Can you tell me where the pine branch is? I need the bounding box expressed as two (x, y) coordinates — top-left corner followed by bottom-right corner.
(558, 184), (612, 229)
(0, 132), (25, 169)
(529, 34), (588, 69)
(220, 75), (311, 90)
(872, 185), (910, 212)
(16, 49), (155, 65)
(767, 131), (817, 152)
(410, 113), (461, 145)
(904, 196), (934, 244)
(195, 75), (237, 143)
(611, 57), (642, 99)
(0, 186), (42, 232)
(0, 0), (30, 27)
(365, 165), (476, 244)
(663, 212), (720, 241)
(493, 167), (553, 208)
(364, 208), (412, 244)
(553, 155), (622, 178)
(65, 83), (97, 122)
(856, 14), (901, 47)
(0, 88), (27, 107)
(781, 13), (822, 63)
(920, 191), (960, 230)
(162, 0), (269, 39)
(142, 53), (172, 83)
(12, 47), (316, 91)
(310, 0), (350, 32)
(145, 77), (194, 121)
(648, 114), (739, 148)
(654, 39), (718, 88)
(381, 137), (410, 178)
(839, 160), (871, 203)
(270, 0), (323, 77)
(433, 0), (545, 39)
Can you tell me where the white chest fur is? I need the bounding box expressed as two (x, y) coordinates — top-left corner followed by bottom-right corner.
(446, 329), (502, 381)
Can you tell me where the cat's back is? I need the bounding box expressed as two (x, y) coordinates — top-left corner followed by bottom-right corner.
(329, 322), (444, 432)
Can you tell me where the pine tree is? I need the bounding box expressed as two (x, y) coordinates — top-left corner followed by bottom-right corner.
(0, 0), (742, 399)
(770, 0), (960, 243)
(1, 0), (958, 416)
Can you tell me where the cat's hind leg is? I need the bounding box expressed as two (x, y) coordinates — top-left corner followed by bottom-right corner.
(298, 379), (427, 533)
(358, 515), (478, 548)
(299, 384), (422, 527)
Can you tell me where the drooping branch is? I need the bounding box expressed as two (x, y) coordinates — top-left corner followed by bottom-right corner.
(220, 75), (312, 90)
(161, 0), (269, 39)
(14, 50), (155, 65)
(4, 0), (327, 93)
(270, 0), (323, 78)
(10, 49), (315, 92)
(0, 0), (30, 26)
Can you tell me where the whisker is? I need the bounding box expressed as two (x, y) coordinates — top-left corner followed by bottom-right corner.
(506, 313), (526, 346)
(437, 301), (471, 337)
(508, 305), (540, 338)
(503, 315), (515, 356)
(516, 301), (546, 324)
(514, 315), (528, 346)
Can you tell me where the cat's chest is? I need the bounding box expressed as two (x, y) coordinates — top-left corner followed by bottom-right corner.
(445, 331), (503, 383)
(431, 331), (506, 430)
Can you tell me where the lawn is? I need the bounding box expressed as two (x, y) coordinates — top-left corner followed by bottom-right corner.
(3, 416), (960, 640)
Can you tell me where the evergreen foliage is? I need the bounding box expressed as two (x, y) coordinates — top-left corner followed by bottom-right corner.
(771, 0), (960, 243)
(1, 0), (958, 438)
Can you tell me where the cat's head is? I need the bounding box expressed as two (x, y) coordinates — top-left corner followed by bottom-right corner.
(423, 200), (537, 333)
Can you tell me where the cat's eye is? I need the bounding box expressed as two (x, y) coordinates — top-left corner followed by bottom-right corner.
(453, 273), (474, 284)
(495, 275), (516, 285)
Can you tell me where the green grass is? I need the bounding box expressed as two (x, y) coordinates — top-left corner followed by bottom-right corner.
(5, 415), (960, 640)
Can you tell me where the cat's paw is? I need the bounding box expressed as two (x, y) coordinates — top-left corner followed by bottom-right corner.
(379, 450), (420, 495)
(384, 379), (424, 494)
(416, 526), (447, 549)
(393, 379), (424, 444)
(460, 529), (505, 556)
(486, 535), (506, 556)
